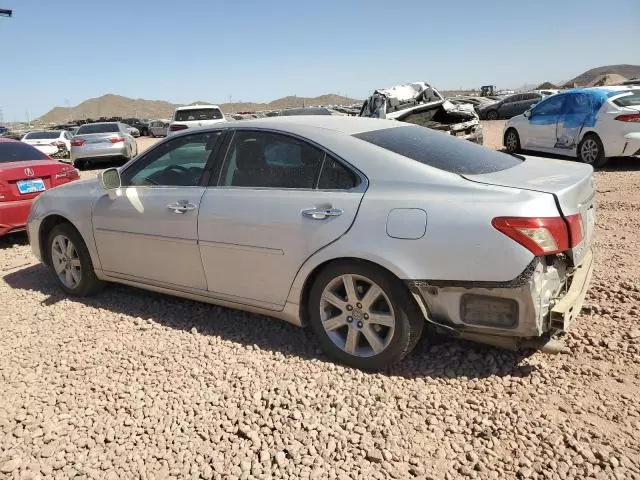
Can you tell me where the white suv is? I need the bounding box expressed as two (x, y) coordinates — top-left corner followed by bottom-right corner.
(168, 105), (226, 136)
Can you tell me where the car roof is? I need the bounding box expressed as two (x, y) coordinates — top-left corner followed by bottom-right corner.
(176, 104), (221, 111)
(218, 116), (401, 136)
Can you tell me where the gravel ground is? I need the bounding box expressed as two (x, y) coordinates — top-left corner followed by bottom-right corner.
(1, 126), (639, 480)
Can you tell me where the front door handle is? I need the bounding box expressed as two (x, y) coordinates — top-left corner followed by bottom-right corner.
(167, 200), (197, 214)
(302, 207), (343, 220)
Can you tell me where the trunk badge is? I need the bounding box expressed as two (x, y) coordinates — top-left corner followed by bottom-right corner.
(24, 168), (35, 177)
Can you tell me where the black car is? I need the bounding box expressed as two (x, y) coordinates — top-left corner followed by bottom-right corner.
(475, 92), (544, 120)
(121, 118), (149, 136)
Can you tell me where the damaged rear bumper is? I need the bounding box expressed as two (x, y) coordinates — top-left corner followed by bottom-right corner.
(406, 249), (594, 352)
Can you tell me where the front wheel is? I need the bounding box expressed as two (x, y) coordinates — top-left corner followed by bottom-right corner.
(308, 262), (424, 371)
(577, 134), (608, 167)
(47, 223), (105, 296)
(504, 128), (521, 153)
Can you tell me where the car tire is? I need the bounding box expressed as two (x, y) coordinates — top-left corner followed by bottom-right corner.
(577, 133), (608, 168)
(308, 261), (424, 371)
(73, 159), (86, 170)
(504, 128), (521, 153)
(46, 223), (105, 297)
(486, 110), (499, 120)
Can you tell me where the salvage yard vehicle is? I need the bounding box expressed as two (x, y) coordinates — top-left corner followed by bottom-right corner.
(359, 82), (483, 144)
(148, 119), (170, 137)
(504, 86), (640, 167)
(0, 138), (79, 236)
(121, 118), (149, 136)
(28, 116), (594, 370)
(168, 104), (226, 136)
(70, 122), (138, 170)
(21, 130), (72, 159)
(476, 92), (544, 120)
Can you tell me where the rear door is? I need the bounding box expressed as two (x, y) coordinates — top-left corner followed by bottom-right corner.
(498, 95), (520, 117)
(198, 129), (365, 309)
(92, 131), (223, 290)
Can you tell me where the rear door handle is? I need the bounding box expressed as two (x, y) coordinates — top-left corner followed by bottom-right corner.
(167, 200), (197, 214)
(302, 207), (343, 220)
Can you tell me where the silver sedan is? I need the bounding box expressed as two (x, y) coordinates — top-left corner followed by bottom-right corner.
(27, 116), (595, 370)
(71, 122), (137, 169)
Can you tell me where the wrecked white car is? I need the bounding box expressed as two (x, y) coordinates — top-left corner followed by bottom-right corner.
(359, 82), (483, 144)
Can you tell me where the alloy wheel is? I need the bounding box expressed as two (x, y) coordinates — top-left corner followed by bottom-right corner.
(319, 274), (396, 357)
(580, 138), (599, 164)
(505, 131), (518, 152)
(51, 234), (82, 289)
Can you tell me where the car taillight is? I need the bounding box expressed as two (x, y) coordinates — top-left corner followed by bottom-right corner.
(71, 139), (85, 146)
(55, 168), (79, 180)
(169, 124), (188, 131)
(110, 137), (125, 143)
(492, 214), (583, 256)
(614, 113), (640, 122)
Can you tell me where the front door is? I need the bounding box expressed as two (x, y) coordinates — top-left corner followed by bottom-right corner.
(525, 94), (566, 149)
(92, 131), (223, 290)
(197, 129), (365, 309)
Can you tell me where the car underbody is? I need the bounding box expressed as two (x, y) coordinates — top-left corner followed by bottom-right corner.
(359, 81), (483, 144)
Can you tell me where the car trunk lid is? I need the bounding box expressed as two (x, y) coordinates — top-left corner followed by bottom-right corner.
(0, 159), (70, 201)
(462, 156), (595, 265)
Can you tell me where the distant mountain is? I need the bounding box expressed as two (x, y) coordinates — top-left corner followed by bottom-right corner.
(562, 64), (640, 88)
(36, 93), (361, 124)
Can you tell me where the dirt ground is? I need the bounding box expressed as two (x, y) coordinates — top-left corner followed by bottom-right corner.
(1, 123), (639, 479)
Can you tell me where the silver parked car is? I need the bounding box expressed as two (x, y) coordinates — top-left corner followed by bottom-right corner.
(71, 122), (138, 169)
(27, 116), (595, 370)
(148, 120), (169, 137)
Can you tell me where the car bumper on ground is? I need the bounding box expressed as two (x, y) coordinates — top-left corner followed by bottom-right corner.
(406, 249), (594, 351)
(0, 199), (33, 236)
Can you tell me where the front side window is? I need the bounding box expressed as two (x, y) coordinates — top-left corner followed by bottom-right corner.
(220, 131), (324, 189)
(122, 131), (221, 187)
(532, 94), (565, 116)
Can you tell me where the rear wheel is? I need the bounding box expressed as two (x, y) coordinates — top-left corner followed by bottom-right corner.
(486, 110), (499, 120)
(577, 134), (608, 167)
(504, 128), (521, 153)
(308, 261), (424, 371)
(47, 223), (105, 296)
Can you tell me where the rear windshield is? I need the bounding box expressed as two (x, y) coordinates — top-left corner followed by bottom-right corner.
(0, 142), (49, 162)
(353, 125), (523, 175)
(175, 108), (223, 121)
(279, 107), (331, 116)
(24, 131), (60, 139)
(612, 90), (640, 107)
(77, 123), (119, 134)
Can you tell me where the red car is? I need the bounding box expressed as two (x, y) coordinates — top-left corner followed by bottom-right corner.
(0, 138), (80, 237)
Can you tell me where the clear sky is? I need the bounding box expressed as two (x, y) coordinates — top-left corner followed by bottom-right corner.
(1, 0), (638, 121)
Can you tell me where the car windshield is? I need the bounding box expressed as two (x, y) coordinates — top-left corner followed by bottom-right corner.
(0, 141), (49, 162)
(24, 131), (60, 139)
(612, 90), (640, 107)
(175, 108), (223, 121)
(354, 125), (523, 174)
(76, 123), (119, 134)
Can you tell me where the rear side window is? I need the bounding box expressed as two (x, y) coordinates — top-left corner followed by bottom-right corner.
(318, 157), (358, 190)
(77, 123), (119, 134)
(0, 142), (49, 162)
(175, 108), (223, 121)
(613, 90), (640, 107)
(354, 125), (523, 175)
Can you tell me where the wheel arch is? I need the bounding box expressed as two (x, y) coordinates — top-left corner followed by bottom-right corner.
(39, 214), (79, 268)
(296, 256), (413, 327)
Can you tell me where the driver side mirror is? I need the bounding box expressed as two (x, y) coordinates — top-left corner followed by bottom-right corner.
(524, 110), (532, 118)
(98, 168), (121, 190)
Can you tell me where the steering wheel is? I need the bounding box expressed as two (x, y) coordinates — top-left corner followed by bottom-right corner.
(165, 165), (190, 175)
